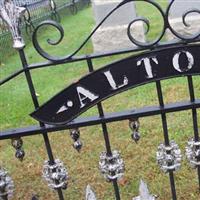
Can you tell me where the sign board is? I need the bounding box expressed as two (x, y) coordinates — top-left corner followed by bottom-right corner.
(31, 45), (200, 125)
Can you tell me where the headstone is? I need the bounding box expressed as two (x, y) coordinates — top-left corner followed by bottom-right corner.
(91, 0), (144, 52)
(167, 0), (200, 40)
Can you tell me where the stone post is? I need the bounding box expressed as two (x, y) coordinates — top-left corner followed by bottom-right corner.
(91, 0), (144, 52)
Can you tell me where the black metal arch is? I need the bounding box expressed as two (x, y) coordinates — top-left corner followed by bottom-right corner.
(31, 44), (200, 125)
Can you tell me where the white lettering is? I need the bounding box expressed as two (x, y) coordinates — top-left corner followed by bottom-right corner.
(137, 57), (158, 78)
(77, 86), (99, 108)
(173, 51), (194, 72)
(104, 70), (128, 90)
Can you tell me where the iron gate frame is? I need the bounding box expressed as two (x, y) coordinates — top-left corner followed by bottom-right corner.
(0, 0), (200, 200)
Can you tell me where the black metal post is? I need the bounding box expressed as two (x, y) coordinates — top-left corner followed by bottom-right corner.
(18, 49), (64, 200)
(87, 58), (121, 200)
(156, 81), (177, 200)
(187, 75), (200, 189)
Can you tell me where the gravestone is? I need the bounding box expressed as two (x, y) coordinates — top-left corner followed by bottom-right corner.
(167, 0), (200, 40)
(91, 0), (144, 52)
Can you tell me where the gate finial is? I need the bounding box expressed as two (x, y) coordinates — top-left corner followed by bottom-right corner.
(85, 185), (97, 200)
(132, 179), (157, 200)
(0, 0), (25, 49)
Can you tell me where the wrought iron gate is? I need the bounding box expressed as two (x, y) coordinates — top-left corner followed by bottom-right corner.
(0, 0), (200, 199)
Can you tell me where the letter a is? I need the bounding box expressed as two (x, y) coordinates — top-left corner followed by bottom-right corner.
(77, 86), (99, 108)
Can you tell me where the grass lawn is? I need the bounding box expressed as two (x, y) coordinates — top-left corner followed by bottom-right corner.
(0, 1), (200, 200)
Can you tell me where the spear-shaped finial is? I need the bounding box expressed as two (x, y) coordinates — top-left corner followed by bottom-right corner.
(85, 185), (97, 200)
(133, 180), (157, 200)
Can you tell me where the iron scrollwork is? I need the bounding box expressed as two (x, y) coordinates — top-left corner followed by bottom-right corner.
(31, 0), (200, 62)
(166, 2), (200, 41)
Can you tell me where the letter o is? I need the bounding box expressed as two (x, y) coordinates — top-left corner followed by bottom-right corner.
(173, 51), (194, 72)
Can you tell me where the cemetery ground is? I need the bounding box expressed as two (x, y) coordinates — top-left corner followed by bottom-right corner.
(0, 3), (200, 200)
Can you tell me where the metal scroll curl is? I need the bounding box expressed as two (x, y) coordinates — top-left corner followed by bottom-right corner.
(31, 0), (200, 62)
(32, 20), (64, 61)
(31, 0), (166, 61)
(127, 1), (165, 48)
(166, 0), (200, 40)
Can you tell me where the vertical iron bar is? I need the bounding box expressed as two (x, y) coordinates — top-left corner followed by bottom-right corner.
(156, 81), (177, 200)
(187, 75), (200, 189)
(87, 58), (121, 200)
(18, 49), (64, 200)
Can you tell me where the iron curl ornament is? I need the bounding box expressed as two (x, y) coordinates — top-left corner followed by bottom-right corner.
(166, 1), (200, 41)
(31, 0), (200, 62)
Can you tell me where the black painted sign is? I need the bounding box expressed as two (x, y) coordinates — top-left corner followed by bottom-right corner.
(31, 45), (200, 125)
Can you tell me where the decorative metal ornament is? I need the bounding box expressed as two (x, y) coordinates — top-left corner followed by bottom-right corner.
(133, 180), (157, 200)
(42, 159), (68, 190)
(70, 129), (82, 152)
(129, 119), (141, 143)
(185, 138), (200, 168)
(85, 185), (97, 200)
(15, 149), (25, 161)
(31, 194), (39, 200)
(99, 150), (125, 181)
(0, 168), (14, 200)
(0, 0), (25, 49)
(11, 138), (25, 161)
(11, 138), (23, 149)
(156, 141), (182, 173)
